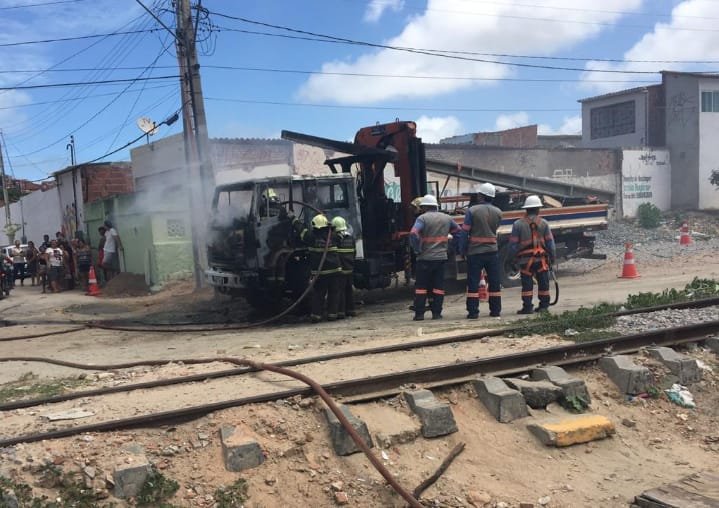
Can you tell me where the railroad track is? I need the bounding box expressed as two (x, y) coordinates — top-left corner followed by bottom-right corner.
(0, 317), (717, 448)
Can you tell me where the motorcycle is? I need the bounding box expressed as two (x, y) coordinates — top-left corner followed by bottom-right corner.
(0, 257), (13, 298)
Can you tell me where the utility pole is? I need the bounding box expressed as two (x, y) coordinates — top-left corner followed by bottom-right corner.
(0, 137), (10, 228)
(175, 0), (213, 289)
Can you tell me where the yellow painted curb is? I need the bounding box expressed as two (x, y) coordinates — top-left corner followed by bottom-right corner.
(528, 415), (615, 447)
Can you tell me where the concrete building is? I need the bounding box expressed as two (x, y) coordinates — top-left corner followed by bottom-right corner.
(579, 71), (719, 210)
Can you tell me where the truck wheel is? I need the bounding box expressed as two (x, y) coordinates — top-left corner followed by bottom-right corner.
(499, 245), (521, 288)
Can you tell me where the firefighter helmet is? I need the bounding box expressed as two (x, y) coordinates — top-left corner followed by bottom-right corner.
(331, 216), (347, 232)
(522, 195), (543, 209)
(419, 194), (439, 208)
(311, 214), (329, 229)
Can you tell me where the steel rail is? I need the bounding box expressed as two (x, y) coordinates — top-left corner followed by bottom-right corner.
(1, 298), (718, 411)
(0, 320), (716, 448)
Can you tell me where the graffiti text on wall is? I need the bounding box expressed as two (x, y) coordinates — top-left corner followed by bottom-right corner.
(623, 176), (652, 199)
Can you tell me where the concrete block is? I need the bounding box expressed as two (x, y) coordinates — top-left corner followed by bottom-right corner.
(113, 455), (151, 499)
(530, 366), (592, 405)
(472, 377), (530, 423)
(704, 337), (719, 354)
(528, 415), (615, 447)
(648, 347), (702, 385)
(350, 402), (421, 448)
(504, 378), (563, 409)
(324, 405), (374, 456)
(220, 426), (265, 472)
(403, 389), (458, 438)
(599, 355), (653, 395)
(1, 492), (19, 508)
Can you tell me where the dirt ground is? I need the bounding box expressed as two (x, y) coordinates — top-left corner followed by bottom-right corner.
(0, 227), (718, 507)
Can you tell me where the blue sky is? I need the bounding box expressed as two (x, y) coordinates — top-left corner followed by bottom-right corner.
(0, 0), (715, 181)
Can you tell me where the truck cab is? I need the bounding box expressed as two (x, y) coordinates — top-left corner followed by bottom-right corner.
(205, 174), (361, 306)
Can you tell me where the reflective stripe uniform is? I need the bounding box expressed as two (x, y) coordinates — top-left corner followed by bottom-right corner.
(508, 214), (556, 311)
(410, 211), (461, 318)
(334, 231), (356, 317)
(462, 203), (503, 317)
(295, 220), (341, 321)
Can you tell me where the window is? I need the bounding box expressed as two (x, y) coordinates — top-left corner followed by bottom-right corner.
(701, 91), (719, 112)
(317, 182), (349, 209)
(166, 219), (186, 238)
(590, 100), (636, 139)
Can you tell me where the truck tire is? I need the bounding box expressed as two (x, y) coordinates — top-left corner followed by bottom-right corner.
(499, 244), (521, 288)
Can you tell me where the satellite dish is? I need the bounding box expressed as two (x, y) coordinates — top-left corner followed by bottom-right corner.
(136, 117), (158, 135)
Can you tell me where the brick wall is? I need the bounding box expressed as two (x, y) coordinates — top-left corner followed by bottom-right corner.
(81, 162), (134, 203)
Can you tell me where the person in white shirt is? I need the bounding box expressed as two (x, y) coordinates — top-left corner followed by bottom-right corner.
(10, 239), (25, 288)
(101, 220), (123, 281)
(44, 239), (65, 293)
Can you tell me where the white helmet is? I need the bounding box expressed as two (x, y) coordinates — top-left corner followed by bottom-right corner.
(478, 182), (496, 198)
(522, 195), (543, 209)
(419, 193), (439, 208)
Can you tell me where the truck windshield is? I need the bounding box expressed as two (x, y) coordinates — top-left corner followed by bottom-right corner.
(213, 189), (253, 227)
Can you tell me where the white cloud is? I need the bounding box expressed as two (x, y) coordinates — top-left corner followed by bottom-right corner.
(538, 115), (582, 135)
(415, 115), (462, 142)
(494, 112), (530, 131)
(364, 0), (405, 22)
(582, 0), (719, 93)
(299, 0), (644, 104)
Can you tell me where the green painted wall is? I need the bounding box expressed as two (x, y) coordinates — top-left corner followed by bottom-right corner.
(84, 189), (194, 286)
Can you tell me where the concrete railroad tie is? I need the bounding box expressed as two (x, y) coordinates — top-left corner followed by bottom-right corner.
(113, 453), (151, 499)
(599, 355), (653, 395)
(472, 377), (530, 423)
(324, 404), (374, 456)
(530, 365), (592, 405)
(706, 337), (719, 354)
(528, 415), (616, 447)
(647, 347), (702, 385)
(504, 378), (564, 409)
(220, 426), (265, 472)
(403, 389), (458, 438)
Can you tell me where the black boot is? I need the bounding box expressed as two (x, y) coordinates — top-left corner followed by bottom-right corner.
(516, 307), (534, 315)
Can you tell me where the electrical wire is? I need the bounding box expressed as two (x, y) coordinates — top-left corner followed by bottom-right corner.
(205, 96), (577, 112)
(0, 28), (161, 47)
(0, 0), (87, 10)
(0, 75), (179, 91)
(208, 13), (718, 75)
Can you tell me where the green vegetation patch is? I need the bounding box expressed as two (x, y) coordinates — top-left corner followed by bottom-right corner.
(136, 468), (179, 508)
(214, 479), (249, 508)
(0, 372), (86, 404)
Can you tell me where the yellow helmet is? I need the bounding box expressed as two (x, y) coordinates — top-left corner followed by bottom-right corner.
(311, 214), (329, 229)
(331, 216), (347, 232)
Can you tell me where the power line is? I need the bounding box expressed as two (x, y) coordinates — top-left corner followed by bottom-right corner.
(0, 0), (86, 10)
(0, 28), (161, 48)
(345, 0), (719, 28)
(0, 84), (177, 111)
(0, 75), (180, 91)
(207, 16), (680, 75)
(134, 0), (181, 43)
(204, 96), (579, 113)
(201, 64), (658, 84)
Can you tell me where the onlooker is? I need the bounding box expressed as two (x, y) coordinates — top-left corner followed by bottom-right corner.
(10, 240), (25, 287)
(75, 239), (92, 291)
(39, 234), (50, 252)
(97, 226), (107, 284)
(44, 239), (65, 293)
(101, 220), (122, 281)
(37, 246), (48, 293)
(25, 241), (39, 286)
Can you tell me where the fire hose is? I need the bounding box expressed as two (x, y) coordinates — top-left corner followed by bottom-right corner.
(0, 353), (423, 507)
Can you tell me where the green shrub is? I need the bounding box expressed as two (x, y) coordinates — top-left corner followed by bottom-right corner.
(637, 202), (661, 228)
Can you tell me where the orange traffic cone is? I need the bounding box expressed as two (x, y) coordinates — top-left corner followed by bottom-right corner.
(87, 266), (101, 296)
(619, 242), (640, 279)
(478, 270), (489, 302)
(679, 222), (692, 246)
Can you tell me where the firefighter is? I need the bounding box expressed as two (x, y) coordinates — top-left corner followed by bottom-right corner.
(508, 195), (556, 314)
(293, 213), (341, 323)
(332, 216), (356, 318)
(409, 194), (461, 321)
(462, 182), (502, 319)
